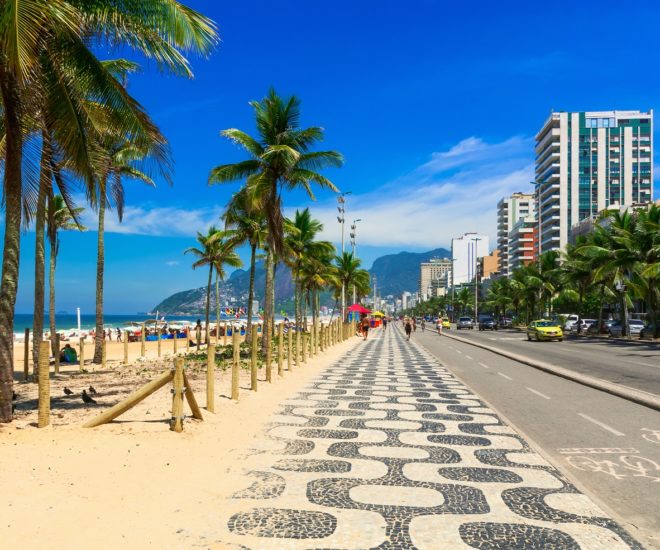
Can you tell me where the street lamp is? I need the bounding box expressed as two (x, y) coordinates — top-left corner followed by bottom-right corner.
(350, 218), (362, 305)
(337, 192), (351, 320)
(450, 258), (458, 322)
(471, 237), (482, 321)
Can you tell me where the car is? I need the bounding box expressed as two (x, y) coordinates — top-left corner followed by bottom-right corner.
(569, 318), (596, 334)
(608, 319), (646, 338)
(586, 319), (617, 335)
(640, 325), (655, 339)
(440, 318), (451, 330)
(563, 314), (579, 331)
(499, 317), (513, 328)
(527, 320), (563, 341)
(457, 317), (474, 330)
(478, 316), (498, 331)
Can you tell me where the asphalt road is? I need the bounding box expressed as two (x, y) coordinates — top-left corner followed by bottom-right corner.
(410, 325), (660, 549)
(447, 327), (660, 397)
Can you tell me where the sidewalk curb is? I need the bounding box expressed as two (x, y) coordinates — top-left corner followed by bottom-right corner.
(442, 331), (660, 412)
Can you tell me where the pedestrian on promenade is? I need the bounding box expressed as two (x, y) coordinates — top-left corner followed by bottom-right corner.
(382, 317), (388, 331)
(405, 318), (413, 341)
(413, 318), (417, 332)
(361, 315), (370, 340)
(421, 319), (425, 332)
(116, 328), (122, 342)
(437, 319), (443, 335)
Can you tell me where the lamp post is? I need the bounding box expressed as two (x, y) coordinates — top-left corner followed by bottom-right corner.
(471, 237), (482, 321)
(350, 218), (362, 305)
(450, 258), (458, 322)
(337, 192), (352, 321)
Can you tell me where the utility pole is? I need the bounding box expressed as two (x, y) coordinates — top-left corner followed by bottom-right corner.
(350, 218), (362, 305)
(450, 258), (457, 322)
(471, 237), (482, 321)
(337, 192), (351, 321)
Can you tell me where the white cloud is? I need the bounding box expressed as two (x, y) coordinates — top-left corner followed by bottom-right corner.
(290, 136), (534, 250)
(165, 260), (180, 266)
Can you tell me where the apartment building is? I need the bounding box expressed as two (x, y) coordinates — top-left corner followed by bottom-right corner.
(497, 192), (536, 276)
(451, 233), (490, 285)
(419, 258), (452, 300)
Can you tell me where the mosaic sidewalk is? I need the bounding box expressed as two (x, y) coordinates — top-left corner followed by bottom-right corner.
(217, 326), (642, 549)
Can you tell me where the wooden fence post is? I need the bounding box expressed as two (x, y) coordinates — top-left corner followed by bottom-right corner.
(251, 330), (258, 391)
(54, 334), (60, 375)
(266, 324), (273, 383)
(319, 324), (324, 353)
(232, 330), (240, 400)
(196, 326), (201, 352)
(223, 323), (227, 346)
(287, 326), (292, 371)
(277, 323), (284, 377)
(79, 337), (85, 370)
(207, 343), (215, 412)
(171, 358), (184, 432)
(123, 337), (128, 365)
(37, 341), (50, 428)
(141, 323), (146, 358)
(186, 328), (190, 352)
(23, 328), (29, 381)
(157, 331), (162, 357)
(302, 332), (307, 364)
(296, 328), (301, 367)
(173, 332), (178, 354)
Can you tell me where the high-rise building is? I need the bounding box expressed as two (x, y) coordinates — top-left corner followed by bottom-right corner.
(535, 110), (653, 254)
(451, 233), (490, 285)
(480, 249), (500, 280)
(497, 192), (535, 277)
(509, 217), (538, 271)
(419, 258), (452, 300)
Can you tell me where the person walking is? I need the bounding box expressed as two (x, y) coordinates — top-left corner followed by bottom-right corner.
(413, 318), (417, 332)
(382, 317), (388, 331)
(421, 319), (426, 332)
(405, 318), (413, 341)
(361, 315), (370, 341)
(116, 327), (122, 342)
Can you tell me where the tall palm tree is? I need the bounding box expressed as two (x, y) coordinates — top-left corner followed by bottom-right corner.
(185, 227), (242, 343)
(209, 89), (343, 353)
(634, 205), (660, 337)
(333, 251), (363, 317)
(46, 195), (85, 355)
(560, 243), (593, 333)
(223, 189), (267, 341)
(0, 1), (218, 422)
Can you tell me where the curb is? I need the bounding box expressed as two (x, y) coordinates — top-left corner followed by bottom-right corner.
(441, 331), (660, 412)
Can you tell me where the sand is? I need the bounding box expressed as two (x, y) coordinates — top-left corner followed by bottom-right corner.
(1, 331), (362, 549)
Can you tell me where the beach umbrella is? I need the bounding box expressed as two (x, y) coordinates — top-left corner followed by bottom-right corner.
(347, 304), (371, 313)
(372, 311), (385, 317)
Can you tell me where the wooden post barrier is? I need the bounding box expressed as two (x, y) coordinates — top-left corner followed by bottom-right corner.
(182, 371), (203, 420)
(296, 328), (301, 367)
(173, 332), (178, 354)
(231, 330), (240, 400)
(157, 331), (162, 357)
(141, 323), (146, 357)
(54, 334), (60, 374)
(196, 326), (201, 352)
(79, 337), (85, 370)
(206, 343), (215, 412)
(302, 332), (307, 364)
(287, 326), (292, 371)
(171, 358), (184, 433)
(23, 328), (29, 381)
(320, 324), (324, 353)
(266, 324), (273, 383)
(277, 323), (284, 377)
(186, 328), (190, 352)
(223, 323), (228, 346)
(37, 341), (50, 428)
(251, 330), (258, 391)
(311, 323), (316, 357)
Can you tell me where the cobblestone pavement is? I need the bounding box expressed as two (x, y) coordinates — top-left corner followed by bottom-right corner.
(218, 326), (642, 549)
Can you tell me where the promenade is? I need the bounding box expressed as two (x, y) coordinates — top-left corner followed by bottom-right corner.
(218, 325), (641, 549)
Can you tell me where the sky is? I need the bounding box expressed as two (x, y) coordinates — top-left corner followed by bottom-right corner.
(5, 0), (660, 313)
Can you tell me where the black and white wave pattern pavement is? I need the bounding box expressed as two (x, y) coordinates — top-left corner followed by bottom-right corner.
(220, 326), (642, 549)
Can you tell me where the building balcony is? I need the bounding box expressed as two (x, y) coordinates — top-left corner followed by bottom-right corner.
(536, 150), (560, 172)
(535, 127), (561, 153)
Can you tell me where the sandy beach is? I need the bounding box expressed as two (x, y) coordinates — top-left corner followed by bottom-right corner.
(2, 330), (361, 549)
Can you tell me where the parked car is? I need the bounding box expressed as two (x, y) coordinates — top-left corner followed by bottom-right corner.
(457, 317), (474, 330)
(640, 325), (655, 339)
(499, 317), (513, 328)
(586, 319), (617, 335)
(527, 320), (563, 341)
(563, 314), (579, 331)
(478, 316), (498, 331)
(569, 319), (596, 334)
(608, 319), (646, 338)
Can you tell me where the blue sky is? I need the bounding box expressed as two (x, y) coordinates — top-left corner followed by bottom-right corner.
(5, 0), (660, 313)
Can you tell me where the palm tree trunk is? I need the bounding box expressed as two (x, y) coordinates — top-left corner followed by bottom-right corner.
(246, 243), (256, 342)
(215, 271), (220, 342)
(262, 249), (274, 354)
(0, 66), (23, 423)
(49, 235), (58, 356)
(294, 281), (300, 333)
(597, 285), (605, 334)
(94, 183), (107, 363)
(32, 133), (53, 372)
(205, 265), (213, 344)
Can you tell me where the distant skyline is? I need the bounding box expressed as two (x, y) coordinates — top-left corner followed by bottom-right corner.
(3, 0), (660, 313)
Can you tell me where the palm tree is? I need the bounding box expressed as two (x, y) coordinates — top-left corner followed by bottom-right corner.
(635, 205), (660, 337)
(223, 189), (267, 342)
(46, 195), (85, 355)
(185, 227), (242, 343)
(0, 1), (218, 422)
(209, 89), (343, 353)
(560, 243), (594, 334)
(333, 251), (364, 317)
(455, 287), (473, 316)
(299, 252), (338, 331)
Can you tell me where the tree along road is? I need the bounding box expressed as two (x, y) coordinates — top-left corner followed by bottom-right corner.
(447, 328), (660, 397)
(415, 327), (660, 549)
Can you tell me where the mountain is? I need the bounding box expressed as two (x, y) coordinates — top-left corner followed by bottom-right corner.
(368, 248), (451, 297)
(152, 247), (450, 313)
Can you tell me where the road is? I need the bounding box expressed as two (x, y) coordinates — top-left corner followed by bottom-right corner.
(413, 325), (660, 549)
(447, 327), (660, 396)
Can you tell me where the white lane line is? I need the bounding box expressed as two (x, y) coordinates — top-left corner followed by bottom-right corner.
(465, 355), (473, 360)
(455, 349), (462, 354)
(526, 387), (550, 400)
(578, 413), (625, 436)
(629, 360), (660, 369)
(478, 362), (490, 369)
(498, 372), (512, 380)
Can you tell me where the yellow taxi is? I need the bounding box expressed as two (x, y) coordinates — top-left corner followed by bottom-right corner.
(527, 320), (563, 342)
(441, 318), (451, 330)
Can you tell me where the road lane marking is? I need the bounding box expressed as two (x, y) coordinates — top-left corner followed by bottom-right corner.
(578, 413), (625, 436)
(526, 387), (550, 400)
(498, 372), (512, 380)
(465, 355), (473, 360)
(488, 337), (497, 341)
(455, 349), (462, 354)
(478, 362), (490, 369)
(558, 447), (639, 454)
(629, 360), (660, 369)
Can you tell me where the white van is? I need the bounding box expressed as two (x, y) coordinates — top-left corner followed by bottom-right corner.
(563, 314), (579, 331)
